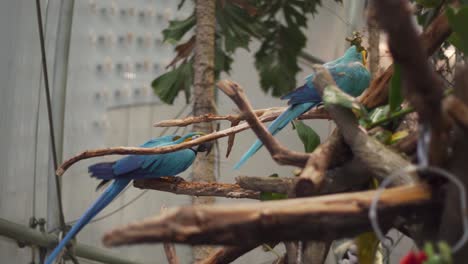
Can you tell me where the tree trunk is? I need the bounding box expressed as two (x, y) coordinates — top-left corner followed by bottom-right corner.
(192, 0), (217, 261)
(367, 8), (380, 78)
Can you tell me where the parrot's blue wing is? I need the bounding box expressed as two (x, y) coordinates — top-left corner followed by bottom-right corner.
(234, 46), (370, 169)
(46, 134), (193, 264)
(233, 102), (315, 170)
(45, 179), (131, 264)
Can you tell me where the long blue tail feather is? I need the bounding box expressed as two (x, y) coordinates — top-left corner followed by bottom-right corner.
(233, 102), (316, 169)
(45, 179), (131, 264)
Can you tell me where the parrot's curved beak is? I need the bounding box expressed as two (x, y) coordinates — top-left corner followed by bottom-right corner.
(361, 50), (368, 67)
(196, 141), (213, 156)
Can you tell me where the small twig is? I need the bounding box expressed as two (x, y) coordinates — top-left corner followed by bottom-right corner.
(160, 206), (180, 264)
(154, 107), (329, 127)
(102, 184), (431, 247)
(163, 243), (180, 264)
(217, 80), (310, 167)
(195, 245), (259, 264)
(134, 177), (260, 200)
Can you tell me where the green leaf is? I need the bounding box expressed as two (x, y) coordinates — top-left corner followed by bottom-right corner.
(214, 39), (234, 79)
(372, 129), (392, 145)
(293, 121), (320, 153)
(322, 85), (368, 118)
(162, 15), (196, 44)
(389, 64), (403, 113)
(368, 105), (390, 124)
(415, 0), (442, 8)
(446, 7), (468, 53)
(151, 61), (193, 104)
(255, 24), (306, 96)
(260, 192), (287, 201)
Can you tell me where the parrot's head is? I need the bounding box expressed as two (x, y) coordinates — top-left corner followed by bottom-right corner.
(173, 132), (213, 155)
(344, 45), (368, 67)
(345, 31), (367, 66)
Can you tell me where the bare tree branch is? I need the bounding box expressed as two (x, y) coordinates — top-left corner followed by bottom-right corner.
(57, 118), (270, 176)
(217, 80), (310, 167)
(102, 184), (432, 247)
(134, 177), (260, 200)
(154, 107), (329, 127)
(195, 245), (259, 264)
(163, 242), (180, 264)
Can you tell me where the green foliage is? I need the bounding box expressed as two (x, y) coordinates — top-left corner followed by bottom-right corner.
(389, 64), (403, 113)
(151, 61), (193, 104)
(446, 6), (468, 54)
(423, 242), (453, 264)
(259, 174), (287, 201)
(260, 192), (288, 201)
(255, 25), (306, 96)
(152, 0), (339, 104)
(323, 85), (368, 118)
(162, 15), (196, 44)
(293, 120), (320, 153)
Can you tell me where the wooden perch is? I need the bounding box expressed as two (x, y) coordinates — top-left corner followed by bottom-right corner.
(154, 107), (329, 127)
(295, 130), (348, 197)
(102, 184), (432, 247)
(134, 177), (260, 200)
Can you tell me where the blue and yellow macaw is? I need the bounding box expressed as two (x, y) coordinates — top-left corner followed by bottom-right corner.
(45, 132), (212, 264)
(234, 45), (371, 169)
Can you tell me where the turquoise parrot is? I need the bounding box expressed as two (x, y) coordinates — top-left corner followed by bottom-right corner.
(234, 45), (370, 169)
(45, 132), (212, 264)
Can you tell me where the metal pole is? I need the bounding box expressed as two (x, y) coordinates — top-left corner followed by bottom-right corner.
(47, 0), (75, 233)
(0, 218), (141, 264)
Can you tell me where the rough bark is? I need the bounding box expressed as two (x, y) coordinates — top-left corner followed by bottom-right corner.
(102, 185), (432, 247)
(192, 0), (217, 261)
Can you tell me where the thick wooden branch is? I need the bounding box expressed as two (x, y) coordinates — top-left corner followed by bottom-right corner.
(217, 80), (310, 167)
(154, 107), (329, 127)
(236, 176), (294, 194)
(372, 0), (449, 165)
(359, 10), (451, 108)
(307, 66), (416, 185)
(295, 130), (348, 197)
(102, 184), (431, 247)
(134, 177), (260, 200)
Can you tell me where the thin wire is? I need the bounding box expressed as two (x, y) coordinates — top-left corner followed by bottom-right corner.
(369, 165), (468, 253)
(35, 0), (66, 231)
